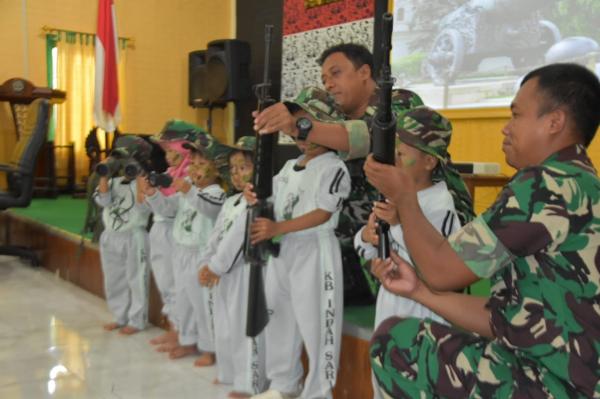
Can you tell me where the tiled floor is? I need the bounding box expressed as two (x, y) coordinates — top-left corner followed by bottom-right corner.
(0, 256), (231, 398)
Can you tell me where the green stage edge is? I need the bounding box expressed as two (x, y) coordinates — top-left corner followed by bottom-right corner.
(9, 196), (491, 330)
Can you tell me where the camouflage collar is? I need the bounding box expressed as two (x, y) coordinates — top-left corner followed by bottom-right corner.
(544, 144), (596, 175)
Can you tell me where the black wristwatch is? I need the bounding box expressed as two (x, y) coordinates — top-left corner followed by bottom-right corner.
(295, 117), (313, 141)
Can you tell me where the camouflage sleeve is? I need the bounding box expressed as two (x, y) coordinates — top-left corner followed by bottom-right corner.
(292, 86), (371, 161)
(338, 89), (424, 161)
(449, 167), (570, 277)
(448, 216), (514, 278)
(337, 120), (370, 161)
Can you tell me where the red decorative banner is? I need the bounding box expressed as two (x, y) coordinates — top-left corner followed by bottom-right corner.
(283, 0), (374, 35)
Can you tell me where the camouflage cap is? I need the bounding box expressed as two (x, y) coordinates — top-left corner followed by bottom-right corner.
(395, 106), (475, 226)
(152, 119), (208, 143)
(226, 135), (256, 153)
(285, 86), (343, 122)
(395, 106), (452, 162)
(184, 134), (232, 178)
(112, 135), (152, 160)
(287, 86), (424, 123)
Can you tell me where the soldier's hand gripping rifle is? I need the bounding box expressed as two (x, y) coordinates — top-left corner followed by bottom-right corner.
(371, 13), (396, 259)
(244, 24), (280, 338)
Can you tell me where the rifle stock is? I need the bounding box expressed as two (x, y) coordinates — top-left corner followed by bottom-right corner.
(371, 13), (396, 260)
(244, 24), (279, 338)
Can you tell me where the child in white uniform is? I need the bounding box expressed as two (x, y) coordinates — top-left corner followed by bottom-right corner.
(145, 121), (198, 347)
(249, 139), (351, 399)
(199, 136), (268, 398)
(140, 131), (226, 365)
(354, 106), (474, 399)
(95, 135), (152, 335)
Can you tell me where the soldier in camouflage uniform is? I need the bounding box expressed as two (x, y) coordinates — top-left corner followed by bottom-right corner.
(364, 63), (600, 398)
(253, 43), (425, 304)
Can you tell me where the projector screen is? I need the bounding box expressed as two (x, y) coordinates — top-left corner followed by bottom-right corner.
(391, 0), (600, 109)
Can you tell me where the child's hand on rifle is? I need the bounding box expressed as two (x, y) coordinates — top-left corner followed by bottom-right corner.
(250, 218), (279, 244)
(362, 212), (379, 246)
(373, 199), (400, 226)
(198, 265), (219, 287)
(243, 183), (258, 205)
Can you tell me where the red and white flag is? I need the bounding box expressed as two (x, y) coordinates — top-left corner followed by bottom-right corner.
(94, 0), (120, 132)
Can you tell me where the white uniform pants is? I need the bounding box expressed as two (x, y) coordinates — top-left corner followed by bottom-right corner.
(173, 243), (215, 351)
(215, 263), (267, 394)
(265, 231), (343, 399)
(99, 229), (150, 330)
(148, 221), (175, 322)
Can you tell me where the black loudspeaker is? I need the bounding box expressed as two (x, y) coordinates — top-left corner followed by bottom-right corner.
(188, 50), (210, 108)
(205, 39), (251, 104)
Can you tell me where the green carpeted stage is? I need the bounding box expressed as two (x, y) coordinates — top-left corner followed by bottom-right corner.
(11, 195), (92, 239)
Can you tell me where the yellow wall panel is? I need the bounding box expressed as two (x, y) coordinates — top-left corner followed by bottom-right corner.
(0, 0), (234, 167)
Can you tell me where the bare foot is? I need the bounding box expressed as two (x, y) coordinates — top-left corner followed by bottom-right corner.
(228, 391), (251, 398)
(213, 378), (221, 385)
(169, 345), (199, 359)
(193, 352), (215, 367)
(149, 330), (177, 345)
(103, 322), (121, 331)
(118, 326), (140, 335)
(156, 341), (179, 353)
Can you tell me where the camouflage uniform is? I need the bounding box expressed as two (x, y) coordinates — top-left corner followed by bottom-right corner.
(292, 87), (425, 303)
(370, 144), (600, 398)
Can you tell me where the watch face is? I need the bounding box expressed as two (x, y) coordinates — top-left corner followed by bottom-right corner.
(297, 118), (311, 130)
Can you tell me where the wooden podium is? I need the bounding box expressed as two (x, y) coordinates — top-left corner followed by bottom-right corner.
(0, 78), (67, 197)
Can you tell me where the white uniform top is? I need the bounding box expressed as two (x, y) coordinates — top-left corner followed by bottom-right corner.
(202, 192), (248, 275)
(142, 191), (176, 223)
(172, 183), (225, 248)
(354, 181), (460, 322)
(354, 181), (458, 260)
(272, 151), (350, 235)
(95, 176), (150, 232)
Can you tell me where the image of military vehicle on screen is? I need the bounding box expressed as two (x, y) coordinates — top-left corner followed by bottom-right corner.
(392, 0), (600, 108)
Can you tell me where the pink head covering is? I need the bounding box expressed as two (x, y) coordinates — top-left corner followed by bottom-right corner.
(160, 140), (192, 196)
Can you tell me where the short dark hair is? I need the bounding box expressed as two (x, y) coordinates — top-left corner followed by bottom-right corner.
(317, 43), (374, 78)
(522, 63), (600, 147)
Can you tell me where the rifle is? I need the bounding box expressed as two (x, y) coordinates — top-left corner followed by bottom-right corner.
(244, 24), (280, 338)
(371, 13), (396, 259)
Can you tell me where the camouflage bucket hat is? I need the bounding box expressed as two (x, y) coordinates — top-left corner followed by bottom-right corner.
(226, 135), (256, 153)
(152, 120), (207, 143)
(184, 134), (232, 179)
(112, 135), (152, 160)
(395, 106), (452, 162)
(396, 106), (475, 226)
(284, 86), (343, 123)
